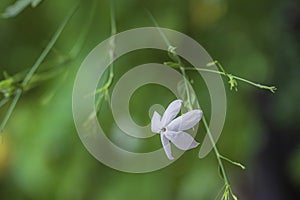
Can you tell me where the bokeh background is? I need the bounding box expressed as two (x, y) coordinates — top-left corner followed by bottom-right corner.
(0, 0), (299, 199)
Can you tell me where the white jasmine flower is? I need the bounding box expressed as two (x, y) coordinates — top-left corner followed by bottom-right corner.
(151, 99), (203, 160)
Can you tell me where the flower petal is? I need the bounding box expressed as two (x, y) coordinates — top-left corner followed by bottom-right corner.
(165, 131), (200, 150)
(161, 99), (182, 127)
(160, 134), (174, 160)
(167, 110), (202, 131)
(151, 111), (162, 133)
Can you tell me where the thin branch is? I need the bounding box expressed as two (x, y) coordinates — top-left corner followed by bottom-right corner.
(184, 64), (277, 93)
(219, 154), (246, 170)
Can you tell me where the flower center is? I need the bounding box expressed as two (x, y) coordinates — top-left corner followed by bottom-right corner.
(161, 127), (166, 132)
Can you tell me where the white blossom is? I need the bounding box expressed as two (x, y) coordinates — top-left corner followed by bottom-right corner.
(151, 99), (202, 160)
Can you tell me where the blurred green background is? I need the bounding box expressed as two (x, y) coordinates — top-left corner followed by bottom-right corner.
(0, 0), (299, 199)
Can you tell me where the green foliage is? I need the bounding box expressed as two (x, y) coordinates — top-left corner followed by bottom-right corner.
(0, 0), (291, 199)
(0, 0), (79, 133)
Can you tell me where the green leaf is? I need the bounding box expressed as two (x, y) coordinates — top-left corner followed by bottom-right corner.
(2, 0), (43, 18)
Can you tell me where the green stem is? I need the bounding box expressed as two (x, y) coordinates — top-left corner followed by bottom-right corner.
(232, 75), (276, 92)
(94, 0), (116, 109)
(69, 0), (97, 58)
(184, 67), (276, 93)
(0, 1), (80, 134)
(182, 64), (235, 198)
(147, 13), (238, 199)
(107, 0), (116, 88)
(0, 14), (92, 108)
(21, 2), (80, 87)
(147, 11), (171, 47)
(183, 64), (236, 199)
(219, 154), (245, 170)
(179, 66), (192, 110)
(202, 116), (230, 184)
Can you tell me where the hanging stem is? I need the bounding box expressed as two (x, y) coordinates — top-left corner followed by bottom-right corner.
(171, 55), (238, 200)
(94, 0), (116, 111)
(148, 13), (242, 199)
